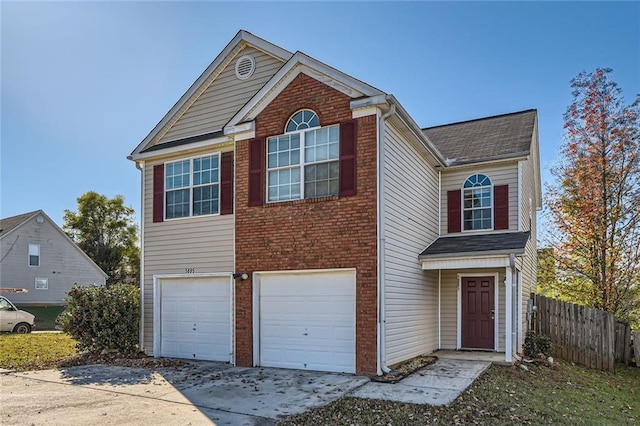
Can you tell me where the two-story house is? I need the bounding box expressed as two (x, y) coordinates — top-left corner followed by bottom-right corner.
(0, 210), (107, 305)
(128, 30), (540, 376)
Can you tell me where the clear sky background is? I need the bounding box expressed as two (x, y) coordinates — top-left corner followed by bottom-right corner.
(2, 1), (639, 232)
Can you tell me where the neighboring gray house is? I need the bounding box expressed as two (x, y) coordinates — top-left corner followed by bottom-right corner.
(0, 210), (107, 305)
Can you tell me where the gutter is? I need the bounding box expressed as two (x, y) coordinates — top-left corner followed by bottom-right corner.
(376, 103), (395, 375)
(135, 161), (145, 352)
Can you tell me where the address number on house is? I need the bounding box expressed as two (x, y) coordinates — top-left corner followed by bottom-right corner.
(184, 268), (196, 274)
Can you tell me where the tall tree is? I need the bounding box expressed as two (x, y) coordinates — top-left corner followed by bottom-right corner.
(544, 68), (640, 325)
(64, 192), (140, 286)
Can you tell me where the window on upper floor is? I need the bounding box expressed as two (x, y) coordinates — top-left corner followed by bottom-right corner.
(28, 244), (40, 267)
(165, 154), (220, 219)
(267, 109), (340, 202)
(463, 174), (492, 230)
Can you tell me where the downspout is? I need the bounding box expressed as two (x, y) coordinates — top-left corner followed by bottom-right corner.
(510, 253), (517, 360)
(438, 269), (441, 349)
(377, 102), (396, 375)
(135, 161), (145, 352)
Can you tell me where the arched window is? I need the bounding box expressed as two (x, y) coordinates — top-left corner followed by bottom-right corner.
(463, 174), (492, 230)
(285, 109), (320, 133)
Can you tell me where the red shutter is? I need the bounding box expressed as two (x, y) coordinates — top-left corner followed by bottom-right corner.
(339, 120), (357, 196)
(220, 152), (234, 215)
(448, 190), (461, 233)
(153, 164), (164, 223)
(494, 185), (509, 230)
(248, 138), (265, 207)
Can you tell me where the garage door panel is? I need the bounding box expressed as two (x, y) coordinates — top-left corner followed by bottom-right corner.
(258, 270), (356, 373)
(158, 276), (231, 362)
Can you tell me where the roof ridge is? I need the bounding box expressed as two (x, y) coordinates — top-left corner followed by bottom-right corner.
(422, 108), (537, 131)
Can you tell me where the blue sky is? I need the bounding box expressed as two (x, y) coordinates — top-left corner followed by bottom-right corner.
(2, 1), (639, 229)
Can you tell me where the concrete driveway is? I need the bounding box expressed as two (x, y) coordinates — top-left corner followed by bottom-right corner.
(0, 358), (490, 425)
(0, 362), (368, 425)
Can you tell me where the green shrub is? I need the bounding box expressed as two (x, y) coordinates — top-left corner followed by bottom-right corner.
(523, 331), (554, 358)
(61, 283), (139, 355)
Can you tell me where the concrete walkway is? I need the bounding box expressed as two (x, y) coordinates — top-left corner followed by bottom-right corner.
(351, 358), (491, 406)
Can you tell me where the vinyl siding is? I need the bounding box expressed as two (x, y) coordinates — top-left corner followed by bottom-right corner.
(382, 122), (440, 366)
(440, 269), (506, 352)
(0, 216), (106, 305)
(441, 163), (519, 236)
(142, 152), (235, 353)
(156, 47), (285, 145)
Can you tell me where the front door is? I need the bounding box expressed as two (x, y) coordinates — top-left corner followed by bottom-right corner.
(461, 277), (495, 349)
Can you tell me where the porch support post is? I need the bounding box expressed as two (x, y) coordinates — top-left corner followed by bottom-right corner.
(504, 266), (513, 363)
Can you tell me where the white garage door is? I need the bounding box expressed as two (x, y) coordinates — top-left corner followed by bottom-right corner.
(258, 270), (355, 373)
(158, 276), (232, 362)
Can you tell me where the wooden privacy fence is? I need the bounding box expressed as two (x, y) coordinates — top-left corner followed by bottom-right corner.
(534, 295), (633, 372)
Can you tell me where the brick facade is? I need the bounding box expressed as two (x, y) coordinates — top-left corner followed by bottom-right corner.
(235, 73), (379, 375)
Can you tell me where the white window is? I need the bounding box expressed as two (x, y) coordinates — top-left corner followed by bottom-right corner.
(267, 110), (339, 202)
(165, 154), (220, 219)
(28, 244), (40, 267)
(463, 174), (493, 230)
(35, 277), (48, 290)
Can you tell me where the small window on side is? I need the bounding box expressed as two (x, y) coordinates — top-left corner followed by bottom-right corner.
(28, 244), (40, 267)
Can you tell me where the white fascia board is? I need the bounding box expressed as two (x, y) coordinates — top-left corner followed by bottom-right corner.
(224, 121), (254, 136)
(128, 135), (231, 161)
(421, 254), (512, 270)
(439, 152), (530, 170)
(130, 30), (292, 159)
(226, 52), (384, 128)
(386, 95), (447, 167)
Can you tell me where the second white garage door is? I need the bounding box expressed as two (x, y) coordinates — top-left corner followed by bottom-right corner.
(257, 269), (356, 373)
(156, 275), (232, 362)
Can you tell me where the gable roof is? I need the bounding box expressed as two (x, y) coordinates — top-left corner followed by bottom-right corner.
(129, 30), (293, 159)
(422, 109), (537, 166)
(419, 231), (531, 258)
(225, 51), (385, 128)
(0, 211), (39, 238)
(0, 210), (108, 279)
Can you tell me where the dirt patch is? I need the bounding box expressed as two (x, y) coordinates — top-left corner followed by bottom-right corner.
(57, 351), (188, 370)
(371, 355), (437, 383)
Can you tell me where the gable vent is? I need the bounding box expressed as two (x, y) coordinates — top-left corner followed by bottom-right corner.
(235, 55), (255, 80)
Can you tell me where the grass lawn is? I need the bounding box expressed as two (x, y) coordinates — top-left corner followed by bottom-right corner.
(0, 333), (77, 371)
(15, 305), (66, 331)
(280, 361), (640, 425)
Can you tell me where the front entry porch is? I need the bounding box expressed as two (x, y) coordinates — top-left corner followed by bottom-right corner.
(433, 349), (511, 365)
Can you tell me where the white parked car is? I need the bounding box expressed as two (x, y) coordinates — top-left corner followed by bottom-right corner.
(0, 296), (36, 333)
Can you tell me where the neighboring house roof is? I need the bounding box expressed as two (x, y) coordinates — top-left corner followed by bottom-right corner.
(423, 109), (537, 166)
(0, 210), (108, 279)
(0, 211), (39, 238)
(419, 232), (531, 258)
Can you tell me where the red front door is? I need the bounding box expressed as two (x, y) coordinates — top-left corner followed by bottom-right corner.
(462, 277), (495, 349)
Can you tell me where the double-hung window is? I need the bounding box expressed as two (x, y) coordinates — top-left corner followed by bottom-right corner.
(28, 244), (40, 267)
(462, 174), (492, 230)
(165, 154), (220, 219)
(267, 110), (340, 202)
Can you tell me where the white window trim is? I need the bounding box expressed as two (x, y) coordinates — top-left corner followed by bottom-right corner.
(266, 124), (340, 203)
(461, 174), (494, 232)
(35, 277), (48, 290)
(28, 243), (40, 267)
(164, 151), (222, 221)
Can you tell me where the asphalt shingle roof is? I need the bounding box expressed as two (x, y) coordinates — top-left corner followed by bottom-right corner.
(423, 109), (537, 166)
(419, 232), (531, 258)
(0, 211), (38, 238)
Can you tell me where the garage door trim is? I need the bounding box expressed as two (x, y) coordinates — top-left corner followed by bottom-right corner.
(153, 273), (234, 363)
(252, 268), (356, 372)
